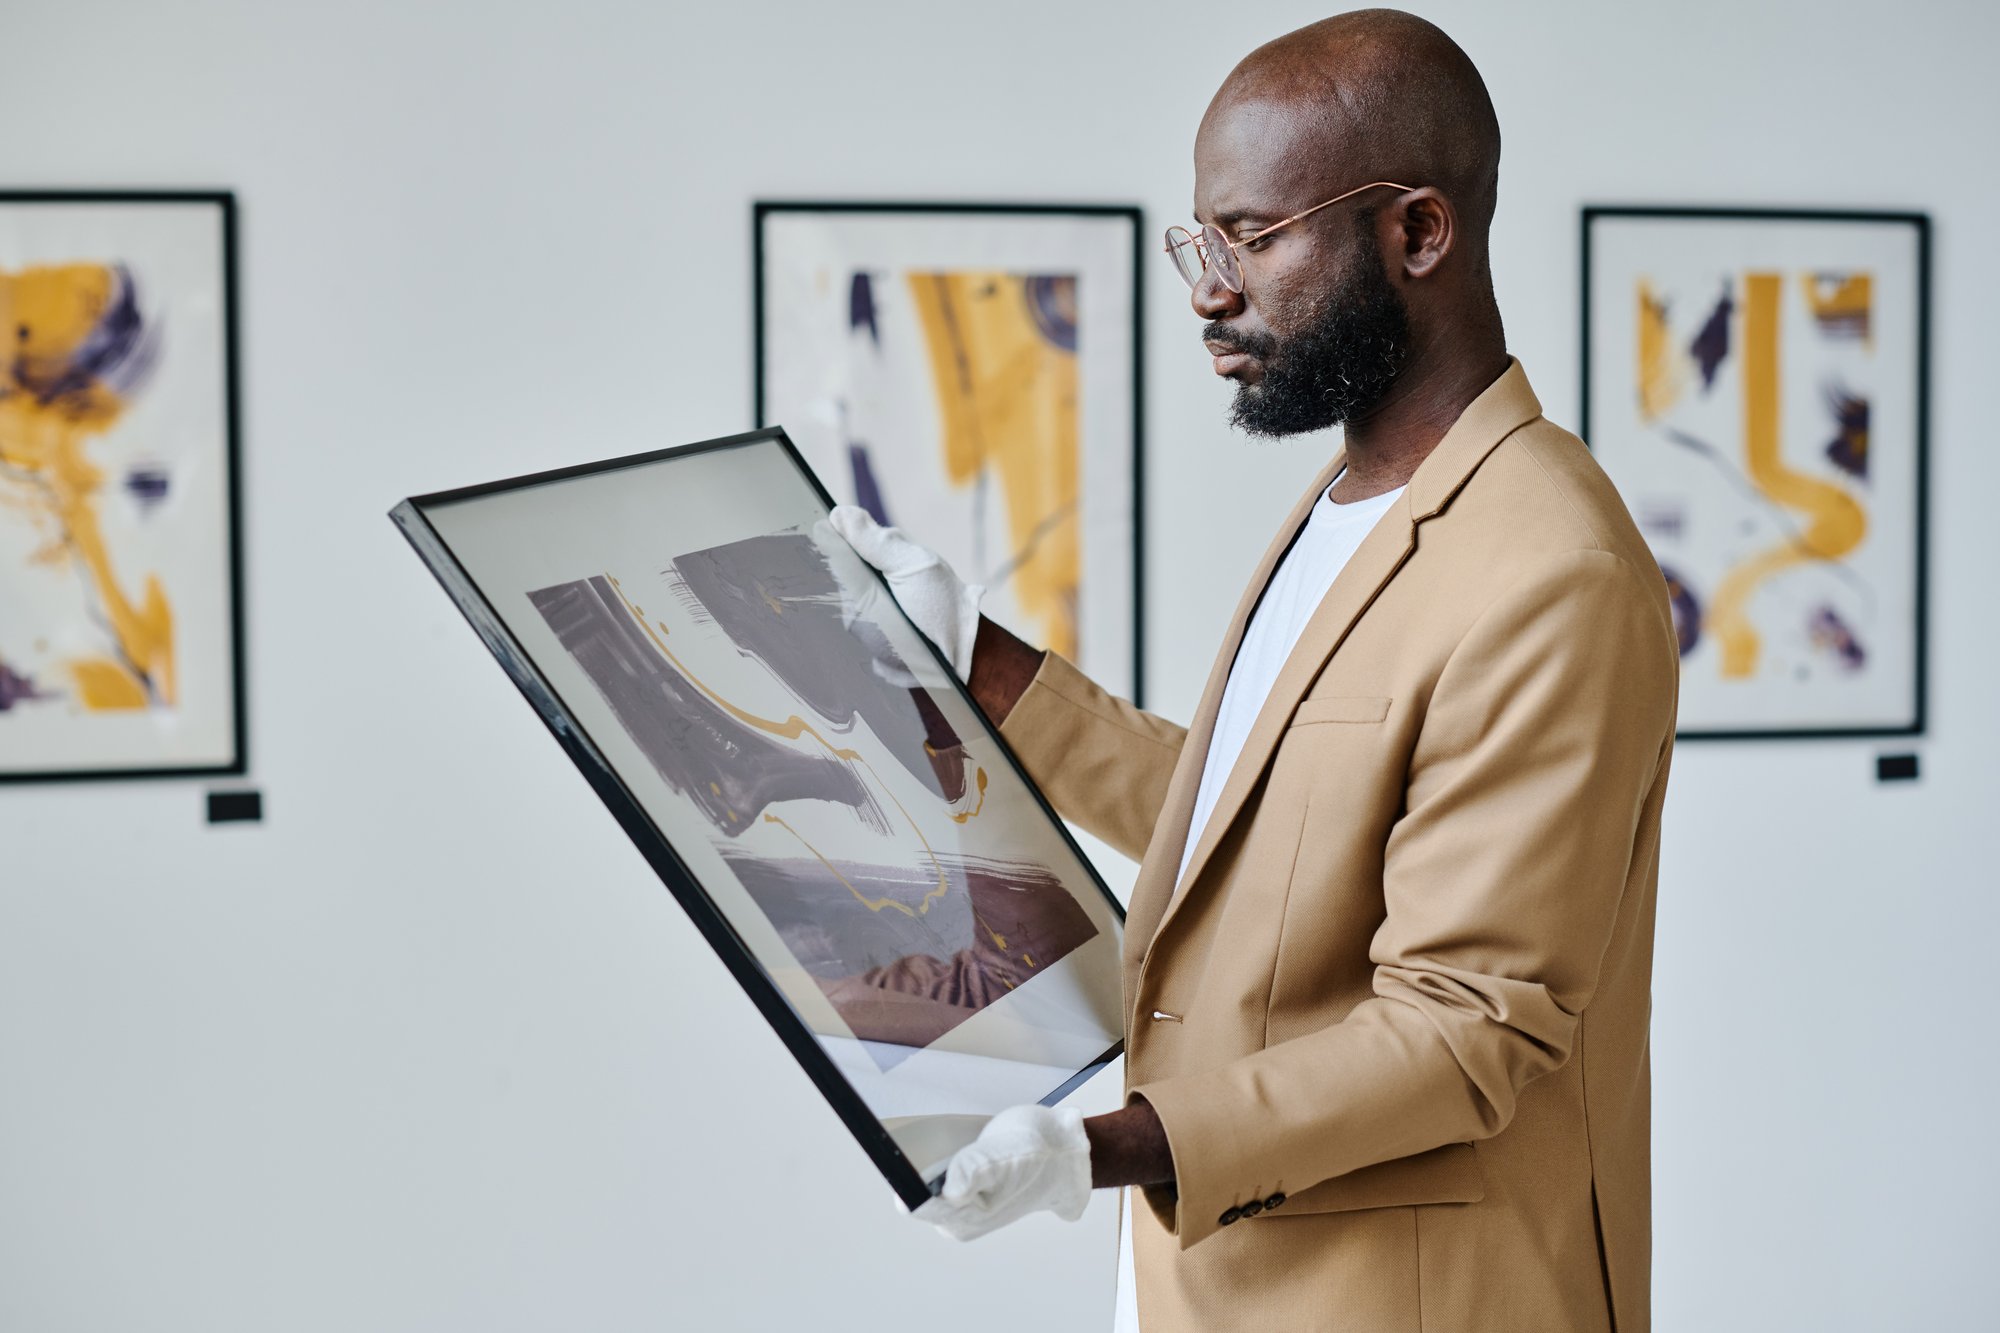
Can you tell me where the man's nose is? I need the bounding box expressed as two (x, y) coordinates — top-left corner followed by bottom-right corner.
(1190, 266), (1244, 319)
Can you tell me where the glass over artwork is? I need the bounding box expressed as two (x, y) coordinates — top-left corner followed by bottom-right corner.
(395, 433), (1124, 1200)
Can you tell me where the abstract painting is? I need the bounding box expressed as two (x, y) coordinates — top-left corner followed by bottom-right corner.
(1583, 208), (1928, 738)
(0, 193), (244, 780)
(393, 431), (1124, 1205)
(525, 529), (1099, 1067)
(757, 203), (1143, 702)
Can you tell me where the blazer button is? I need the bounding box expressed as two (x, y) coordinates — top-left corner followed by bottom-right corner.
(1240, 1199), (1264, 1218)
(1218, 1206), (1241, 1226)
(1264, 1192), (1286, 1210)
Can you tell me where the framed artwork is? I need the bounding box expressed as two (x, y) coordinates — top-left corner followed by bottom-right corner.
(0, 191), (246, 781)
(1582, 206), (1929, 739)
(755, 202), (1145, 704)
(390, 428), (1125, 1208)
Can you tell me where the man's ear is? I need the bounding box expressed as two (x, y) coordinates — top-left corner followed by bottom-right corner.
(1395, 188), (1456, 280)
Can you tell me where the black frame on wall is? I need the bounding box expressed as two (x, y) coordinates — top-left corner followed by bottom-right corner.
(751, 200), (1148, 707)
(0, 189), (248, 784)
(1579, 204), (1931, 742)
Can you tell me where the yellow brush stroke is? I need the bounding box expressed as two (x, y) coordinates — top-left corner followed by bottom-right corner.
(70, 657), (151, 709)
(1706, 273), (1869, 678)
(1635, 278), (1684, 422)
(948, 767), (988, 824)
(759, 812), (935, 917)
(907, 272), (1079, 659)
(763, 800), (1021, 955)
(762, 805), (1013, 954)
(0, 263), (175, 710)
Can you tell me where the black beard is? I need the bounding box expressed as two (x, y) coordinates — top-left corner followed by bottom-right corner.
(1209, 238), (1412, 439)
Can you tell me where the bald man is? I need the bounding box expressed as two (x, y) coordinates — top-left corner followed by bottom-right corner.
(837, 10), (1676, 1331)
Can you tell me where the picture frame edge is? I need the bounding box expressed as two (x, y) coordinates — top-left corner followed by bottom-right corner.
(388, 427), (1127, 1211)
(1575, 204), (1932, 742)
(0, 189), (249, 783)
(748, 199), (1149, 706)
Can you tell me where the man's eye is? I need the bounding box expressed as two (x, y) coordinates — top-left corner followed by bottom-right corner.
(1239, 233), (1273, 251)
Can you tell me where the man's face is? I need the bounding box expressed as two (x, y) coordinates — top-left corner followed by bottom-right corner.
(1191, 98), (1412, 437)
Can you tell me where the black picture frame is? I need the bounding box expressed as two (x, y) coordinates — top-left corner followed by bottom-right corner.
(0, 189), (248, 783)
(1580, 205), (1930, 742)
(390, 427), (1126, 1210)
(753, 200), (1147, 707)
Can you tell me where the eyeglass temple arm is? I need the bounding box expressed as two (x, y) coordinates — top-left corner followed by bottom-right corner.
(1163, 180), (1413, 257)
(1246, 180), (1415, 242)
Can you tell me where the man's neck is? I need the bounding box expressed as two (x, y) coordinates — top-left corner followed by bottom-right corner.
(1326, 333), (1511, 504)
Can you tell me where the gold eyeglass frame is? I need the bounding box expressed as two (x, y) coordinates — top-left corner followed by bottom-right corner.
(1165, 180), (1416, 292)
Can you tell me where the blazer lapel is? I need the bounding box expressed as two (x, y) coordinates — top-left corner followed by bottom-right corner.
(1140, 360), (1546, 965)
(1157, 493), (1416, 938)
(1119, 452), (1347, 994)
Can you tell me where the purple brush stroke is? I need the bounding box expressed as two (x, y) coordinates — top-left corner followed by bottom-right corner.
(1689, 281), (1733, 391)
(724, 850), (1098, 1065)
(0, 657), (52, 711)
(670, 531), (968, 801)
(1809, 605), (1866, 670)
(849, 272), (879, 347)
(1022, 273), (1077, 353)
(528, 574), (885, 838)
(1824, 387), (1869, 481)
(1660, 564), (1701, 658)
(847, 443), (891, 527)
(124, 464), (171, 511)
(30, 263), (160, 406)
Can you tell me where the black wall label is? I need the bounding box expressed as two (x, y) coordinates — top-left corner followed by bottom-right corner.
(1875, 754), (1920, 783)
(207, 790), (264, 823)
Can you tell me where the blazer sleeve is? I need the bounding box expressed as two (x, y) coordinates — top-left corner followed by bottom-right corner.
(1130, 547), (1678, 1248)
(997, 651), (1188, 862)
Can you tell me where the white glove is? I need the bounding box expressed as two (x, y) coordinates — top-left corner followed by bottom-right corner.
(827, 505), (984, 680)
(914, 1104), (1093, 1242)
(813, 517), (923, 689)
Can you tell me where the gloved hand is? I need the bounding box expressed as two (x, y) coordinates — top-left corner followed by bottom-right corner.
(813, 517), (923, 690)
(914, 1104), (1094, 1242)
(827, 506), (985, 681)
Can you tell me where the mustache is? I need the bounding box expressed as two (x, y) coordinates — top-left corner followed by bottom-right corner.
(1201, 321), (1278, 359)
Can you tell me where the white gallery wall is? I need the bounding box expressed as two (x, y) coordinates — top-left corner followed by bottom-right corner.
(3, 1), (1994, 1329)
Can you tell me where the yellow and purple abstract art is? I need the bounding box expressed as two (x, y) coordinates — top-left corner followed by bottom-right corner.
(1586, 208), (1926, 737)
(0, 195), (242, 779)
(758, 206), (1142, 701)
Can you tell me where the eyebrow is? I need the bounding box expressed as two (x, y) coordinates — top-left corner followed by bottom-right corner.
(1200, 208), (1277, 232)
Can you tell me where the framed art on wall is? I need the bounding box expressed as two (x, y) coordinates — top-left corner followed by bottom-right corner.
(391, 428), (1125, 1208)
(755, 202), (1145, 703)
(0, 191), (246, 781)
(1582, 206), (1929, 739)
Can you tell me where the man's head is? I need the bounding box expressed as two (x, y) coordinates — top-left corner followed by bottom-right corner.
(1190, 10), (1502, 437)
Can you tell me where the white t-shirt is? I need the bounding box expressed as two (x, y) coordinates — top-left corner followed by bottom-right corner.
(1113, 473), (1406, 1333)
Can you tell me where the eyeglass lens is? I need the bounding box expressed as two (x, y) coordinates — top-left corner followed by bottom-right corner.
(1165, 227), (1203, 288)
(1163, 224), (1246, 293)
(1202, 224), (1241, 292)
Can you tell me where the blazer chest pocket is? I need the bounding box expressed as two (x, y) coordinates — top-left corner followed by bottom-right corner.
(1288, 695), (1392, 727)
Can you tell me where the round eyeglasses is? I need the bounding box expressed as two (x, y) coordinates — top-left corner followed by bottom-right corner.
(1164, 181), (1415, 293)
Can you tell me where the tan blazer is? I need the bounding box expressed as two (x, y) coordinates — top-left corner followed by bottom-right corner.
(1001, 363), (1677, 1333)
